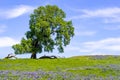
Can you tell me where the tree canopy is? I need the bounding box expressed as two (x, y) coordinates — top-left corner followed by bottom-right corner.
(12, 5), (74, 59)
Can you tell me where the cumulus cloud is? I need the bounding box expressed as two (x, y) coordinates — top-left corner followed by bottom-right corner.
(0, 37), (20, 47)
(0, 5), (35, 19)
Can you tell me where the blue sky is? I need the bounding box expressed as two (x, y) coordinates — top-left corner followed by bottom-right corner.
(0, 0), (120, 58)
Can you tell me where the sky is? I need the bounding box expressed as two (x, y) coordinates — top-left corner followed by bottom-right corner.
(0, 0), (120, 58)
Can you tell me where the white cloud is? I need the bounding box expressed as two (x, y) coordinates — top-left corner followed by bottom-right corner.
(105, 45), (120, 51)
(83, 37), (120, 51)
(81, 7), (120, 18)
(0, 37), (20, 47)
(65, 37), (120, 54)
(69, 7), (120, 23)
(0, 5), (35, 19)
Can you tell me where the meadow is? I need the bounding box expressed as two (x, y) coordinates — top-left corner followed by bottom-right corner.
(0, 55), (120, 80)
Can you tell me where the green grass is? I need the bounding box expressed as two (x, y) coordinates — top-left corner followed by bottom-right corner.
(0, 55), (120, 77)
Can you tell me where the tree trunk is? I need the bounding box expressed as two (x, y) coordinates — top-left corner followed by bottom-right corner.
(31, 53), (37, 59)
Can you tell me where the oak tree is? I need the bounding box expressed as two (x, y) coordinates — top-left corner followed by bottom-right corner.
(12, 5), (74, 59)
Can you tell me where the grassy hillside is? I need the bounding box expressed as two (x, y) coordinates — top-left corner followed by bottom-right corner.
(0, 55), (120, 79)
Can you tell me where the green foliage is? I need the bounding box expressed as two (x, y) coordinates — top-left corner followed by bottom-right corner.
(12, 38), (32, 54)
(12, 5), (74, 58)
